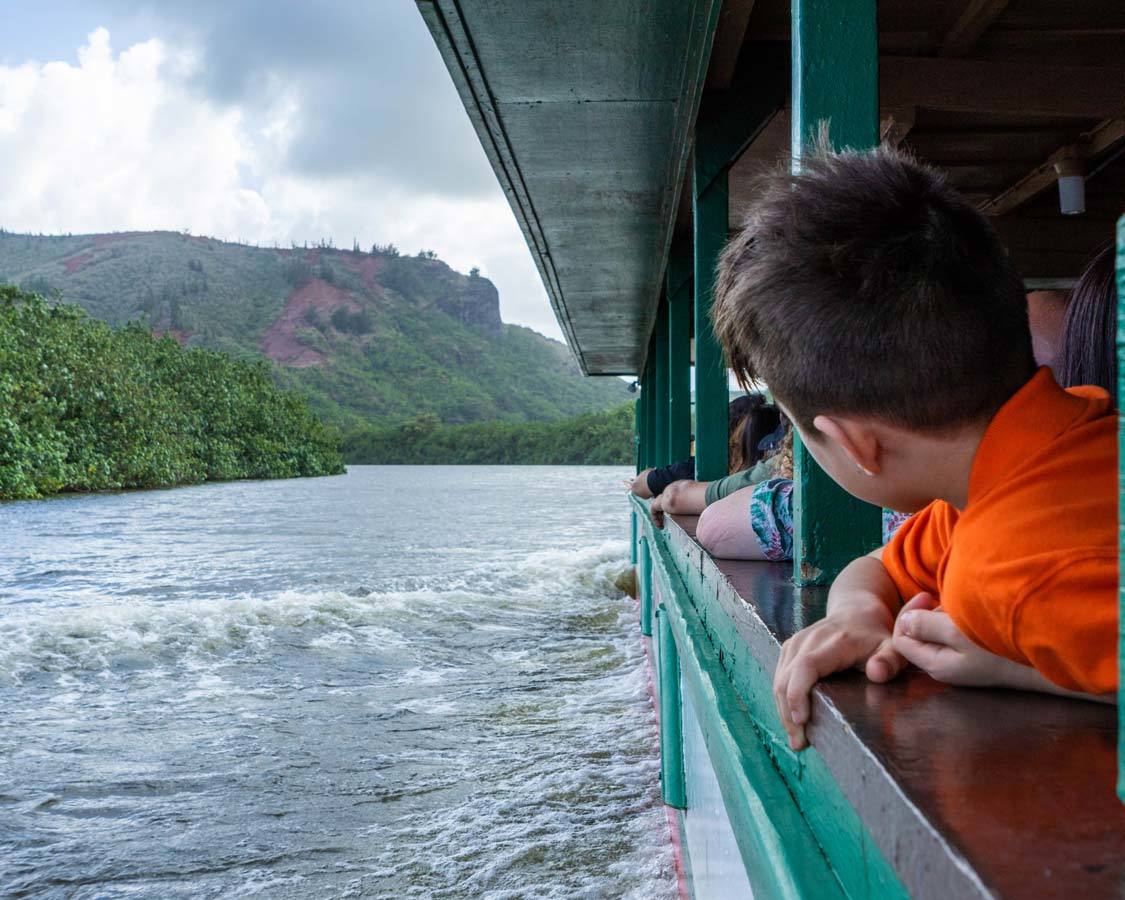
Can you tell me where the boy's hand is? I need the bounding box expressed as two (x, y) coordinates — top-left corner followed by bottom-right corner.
(892, 594), (1022, 688)
(648, 494), (665, 529)
(773, 598), (906, 751)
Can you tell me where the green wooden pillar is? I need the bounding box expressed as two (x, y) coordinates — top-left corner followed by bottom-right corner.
(642, 357), (655, 471)
(634, 395), (643, 474)
(656, 605), (686, 808)
(693, 161), (730, 482)
(639, 538), (653, 637)
(1116, 213), (1125, 803)
(654, 300), (671, 468)
(790, 0), (883, 585)
(667, 246), (693, 464)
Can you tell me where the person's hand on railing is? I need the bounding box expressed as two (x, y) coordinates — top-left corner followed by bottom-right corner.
(649, 493), (666, 529)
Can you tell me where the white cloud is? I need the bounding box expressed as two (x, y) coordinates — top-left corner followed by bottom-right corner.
(0, 28), (562, 340)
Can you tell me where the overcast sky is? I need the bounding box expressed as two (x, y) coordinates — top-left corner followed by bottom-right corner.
(0, 1), (564, 339)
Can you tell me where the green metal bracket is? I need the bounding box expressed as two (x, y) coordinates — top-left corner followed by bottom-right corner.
(656, 604), (686, 809)
(667, 244), (693, 464)
(790, 0), (883, 585)
(692, 162), (730, 482)
(639, 536), (653, 638)
(1116, 213), (1125, 804)
(654, 298), (671, 467)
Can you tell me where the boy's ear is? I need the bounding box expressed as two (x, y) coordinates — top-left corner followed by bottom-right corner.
(811, 414), (880, 476)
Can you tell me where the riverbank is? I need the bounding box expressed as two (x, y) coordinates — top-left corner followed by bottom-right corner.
(0, 287), (344, 500)
(341, 404), (634, 465)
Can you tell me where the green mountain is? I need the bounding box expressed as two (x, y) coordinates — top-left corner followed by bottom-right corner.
(0, 230), (627, 428)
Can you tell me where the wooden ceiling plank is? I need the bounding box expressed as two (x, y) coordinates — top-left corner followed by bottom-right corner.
(941, 0), (1012, 57)
(881, 57), (1125, 119)
(979, 117), (1125, 216)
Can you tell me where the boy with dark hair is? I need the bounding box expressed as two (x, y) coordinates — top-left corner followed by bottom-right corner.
(711, 146), (1117, 751)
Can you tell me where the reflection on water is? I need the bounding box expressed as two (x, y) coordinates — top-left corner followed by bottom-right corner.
(0, 466), (675, 899)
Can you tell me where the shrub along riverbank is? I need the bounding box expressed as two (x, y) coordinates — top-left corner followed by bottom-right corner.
(342, 404), (634, 465)
(1, 287), (343, 500)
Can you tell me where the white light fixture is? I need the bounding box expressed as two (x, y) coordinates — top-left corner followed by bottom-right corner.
(1054, 158), (1086, 216)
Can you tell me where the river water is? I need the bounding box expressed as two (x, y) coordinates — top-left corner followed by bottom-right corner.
(0, 466), (676, 899)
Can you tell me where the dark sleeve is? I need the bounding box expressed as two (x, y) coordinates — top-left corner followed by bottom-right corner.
(645, 458), (695, 496)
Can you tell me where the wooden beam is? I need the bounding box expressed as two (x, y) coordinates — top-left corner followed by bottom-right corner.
(705, 0), (757, 90)
(980, 118), (1125, 216)
(880, 106), (916, 146)
(882, 57), (1125, 120)
(940, 0), (1011, 57)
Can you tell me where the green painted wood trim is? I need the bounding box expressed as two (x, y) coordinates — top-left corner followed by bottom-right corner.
(789, 0), (883, 585)
(654, 299), (671, 467)
(1117, 213), (1125, 804)
(630, 495), (910, 899)
(639, 536), (654, 638)
(630, 508), (638, 566)
(641, 511), (848, 899)
(656, 604), (687, 808)
(667, 247), (694, 464)
(692, 164), (730, 482)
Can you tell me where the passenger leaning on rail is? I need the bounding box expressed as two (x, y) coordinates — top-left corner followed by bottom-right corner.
(628, 394), (777, 499)
(634, 396), (778, 515)
(710, 145), (1118, 752)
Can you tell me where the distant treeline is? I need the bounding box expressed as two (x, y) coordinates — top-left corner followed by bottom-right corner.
(1, 287), (343, 500)
(342, 404), (634, 465)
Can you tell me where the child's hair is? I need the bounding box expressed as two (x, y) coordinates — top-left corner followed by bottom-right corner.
(1056, 243), (1117, 404)
(726, 394), (781, 473)
(711, 144), (1036, 433)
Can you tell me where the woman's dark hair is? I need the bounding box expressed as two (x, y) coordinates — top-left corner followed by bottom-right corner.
(1057, 243), (1117, 405)
(727, 394), (781, 473)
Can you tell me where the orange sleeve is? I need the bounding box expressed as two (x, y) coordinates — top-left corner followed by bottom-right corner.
(1010, 554), (1118, 694)
(880, 501), (957, 602)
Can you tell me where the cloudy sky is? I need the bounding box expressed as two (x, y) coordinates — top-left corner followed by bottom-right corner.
(0, 1), (564, 339)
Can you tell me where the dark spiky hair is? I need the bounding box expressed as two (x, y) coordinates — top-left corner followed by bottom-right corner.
(711, 144), (1035, 433)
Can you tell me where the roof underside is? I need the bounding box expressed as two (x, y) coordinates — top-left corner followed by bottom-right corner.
(418, 0), (719, 375)
(422, 0), (1125, 375)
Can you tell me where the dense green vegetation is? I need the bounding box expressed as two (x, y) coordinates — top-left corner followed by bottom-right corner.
(341, 404), (634, 465)
(0, 287), (343, 500)
(0, 231), (628, 428)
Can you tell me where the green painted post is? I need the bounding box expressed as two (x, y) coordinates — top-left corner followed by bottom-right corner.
(657, 604), (686, 808)
(693, 163), (730, 482)
(634, 396), (643, 474)
(1116, 214), (1125, 804)
(654, 300), (671, 467)
(641, 358), (654, 471)
(639, 538), (653, 637)
(646, 356), (657, 469)
(667, 247), (693, 464)
(790, 0), (883, 585)
(630, 508), (638, 566)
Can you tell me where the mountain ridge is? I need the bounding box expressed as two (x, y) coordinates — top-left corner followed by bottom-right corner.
(0, 229), (627, 427)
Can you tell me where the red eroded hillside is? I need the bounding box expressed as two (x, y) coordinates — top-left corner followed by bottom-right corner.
(259, 278), (363, 367)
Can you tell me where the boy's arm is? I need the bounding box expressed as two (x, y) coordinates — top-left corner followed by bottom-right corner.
(773, 547), (909, 751)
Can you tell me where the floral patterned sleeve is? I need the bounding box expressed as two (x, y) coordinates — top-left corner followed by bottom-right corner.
(748, 480), (912, 562)
(748, 477), (794, 561)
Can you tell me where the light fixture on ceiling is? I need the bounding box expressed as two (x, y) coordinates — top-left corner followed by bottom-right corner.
(1054, 157), (1086, 216)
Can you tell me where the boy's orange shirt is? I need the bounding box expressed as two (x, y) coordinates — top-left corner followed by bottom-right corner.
(881, 367), (1118, 694)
